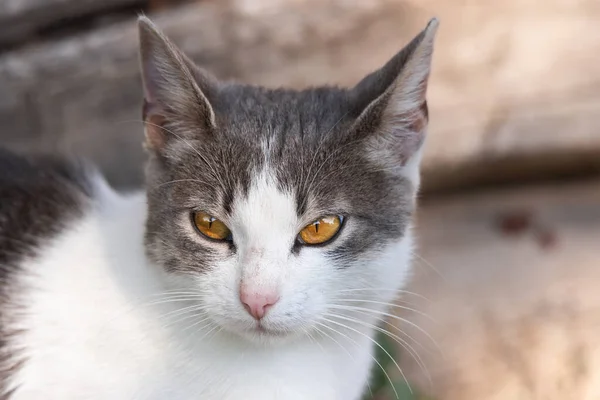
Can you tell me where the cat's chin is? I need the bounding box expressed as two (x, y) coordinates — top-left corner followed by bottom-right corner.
(222, 321), (304, 346)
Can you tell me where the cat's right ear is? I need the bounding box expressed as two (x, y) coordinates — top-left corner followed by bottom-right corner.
(138, 16), (217, 152)
(349, 19), (438, 185)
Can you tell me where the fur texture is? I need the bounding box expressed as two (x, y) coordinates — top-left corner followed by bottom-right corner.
(0, 16), (438, 400)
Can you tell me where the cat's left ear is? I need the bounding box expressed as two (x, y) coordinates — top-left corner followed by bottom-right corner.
(138, 16), (217, 153)
(350, 19), (439, 183)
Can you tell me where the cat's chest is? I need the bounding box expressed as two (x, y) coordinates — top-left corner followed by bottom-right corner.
(11, 325), (364, 400)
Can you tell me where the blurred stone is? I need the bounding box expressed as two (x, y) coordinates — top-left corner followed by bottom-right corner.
(0, 0), (599, 190)
(0, 0), (142, 48)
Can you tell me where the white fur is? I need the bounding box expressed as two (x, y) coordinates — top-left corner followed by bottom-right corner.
(7, 169), (416, 400)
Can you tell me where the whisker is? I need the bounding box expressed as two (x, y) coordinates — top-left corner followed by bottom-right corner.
(146, 291), (205, 298)
(121, 119), (228, 192)
(324, 312), (432, 388)
(92, 291), (210, 339)
(180, 315), (213, 334)
(313, 324), (355, 361)
(320, 316), (411, 396)
(186, 320), (219, 345)
(332, 299), (437, 323)
(331, 294), (425, 309)
(302, 112), (350, 202)
(315, 321), (398, 399)
(151, 179), (213, 190)
(328, 304), (443, 356)
(312, 325), (375, 398)
(139, 297), (204, 308)
(306, 134), (369, 196)
(161, 310), (209, 331)
(148, 291), (208, 297)
(329, 305), (433, 355)
(333, 288), (431, 302)
(159, 303), (209, 322)
(411, 252), (446, 281)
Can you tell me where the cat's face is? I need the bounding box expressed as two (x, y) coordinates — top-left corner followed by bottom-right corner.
(138, 17), (437, 344)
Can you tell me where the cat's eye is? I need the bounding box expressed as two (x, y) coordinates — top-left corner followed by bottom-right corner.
(193, 211), (232, 241)
(298, 215), (343, 246)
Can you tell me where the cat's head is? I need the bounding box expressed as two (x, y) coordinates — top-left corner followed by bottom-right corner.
(138, 16), (438, 344)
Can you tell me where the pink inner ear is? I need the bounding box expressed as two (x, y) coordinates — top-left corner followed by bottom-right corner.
(144, 113), (167, 151)
(398, 130), (426, 166)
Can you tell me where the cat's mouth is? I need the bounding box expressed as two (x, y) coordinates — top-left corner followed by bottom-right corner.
(251, 323), (288, 338)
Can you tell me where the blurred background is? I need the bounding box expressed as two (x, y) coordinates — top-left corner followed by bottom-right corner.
(1, 0), (599, 399)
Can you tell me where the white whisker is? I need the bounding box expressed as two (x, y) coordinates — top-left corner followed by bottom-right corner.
(410, 252), (446, 281)
(333, 288), (431, 302)
(181, 316), (213, 334)
(151, 179), (213, 190)
(127, 119), (228, 193)
(333, 299), (437, 323)
(329, 305), (432, 355)
(315, 321), (396, 399)
(159, 303), (208, 322)
(303, 112), (353, 199)
(320, 317), (411, 396)
(328, 304), (443, 356)
(324, 312), (432, 388)
(161, 311), (207, 331)
(312, 325), (375, 398)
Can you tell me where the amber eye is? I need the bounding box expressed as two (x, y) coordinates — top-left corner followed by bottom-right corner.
(298, 215), (343, 245)
(192, 211), (232, 241)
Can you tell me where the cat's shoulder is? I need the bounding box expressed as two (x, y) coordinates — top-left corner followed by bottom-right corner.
(0, 148), (95, 268)
(0, 148), (108, 395)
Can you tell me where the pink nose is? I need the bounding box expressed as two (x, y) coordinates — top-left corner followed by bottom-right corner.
(240, 287), (280, 320)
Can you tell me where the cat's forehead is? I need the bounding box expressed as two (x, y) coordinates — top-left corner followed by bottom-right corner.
(215, 85), (354, 140)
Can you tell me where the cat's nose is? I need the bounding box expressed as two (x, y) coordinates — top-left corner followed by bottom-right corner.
(239, 286), (280, 320)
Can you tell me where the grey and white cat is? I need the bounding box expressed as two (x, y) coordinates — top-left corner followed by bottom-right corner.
(0, 16), (438, 400)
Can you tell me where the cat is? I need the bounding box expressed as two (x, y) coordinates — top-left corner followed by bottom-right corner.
(0, 16), (438, 400)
